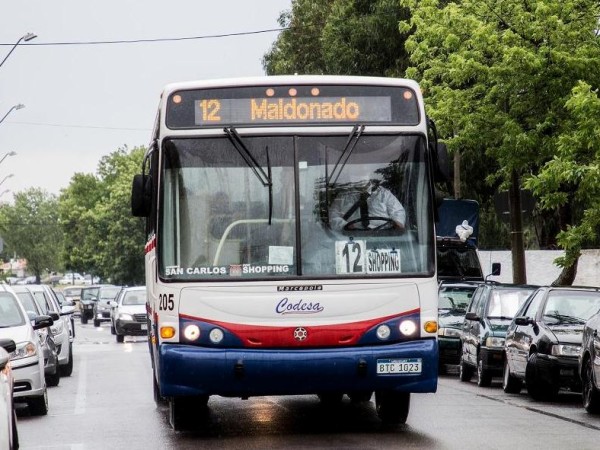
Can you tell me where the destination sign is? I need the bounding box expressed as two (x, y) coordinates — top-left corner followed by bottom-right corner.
(166, 85), (420, 128)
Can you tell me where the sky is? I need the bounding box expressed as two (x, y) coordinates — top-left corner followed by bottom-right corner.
(0, 0), (291, 198)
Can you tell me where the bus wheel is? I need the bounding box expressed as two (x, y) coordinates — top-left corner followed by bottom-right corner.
(348, 391), (373, 403)
(317, 392), (344, 406)
(169, 395), (209, 431)
(375, 391), (410, 425)
(153, 375), (166, 406)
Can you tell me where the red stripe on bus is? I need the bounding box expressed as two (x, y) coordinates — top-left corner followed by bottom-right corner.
(180, 308), (420, 347)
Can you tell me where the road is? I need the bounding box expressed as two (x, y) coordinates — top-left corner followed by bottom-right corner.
(15, 321), (600, 449)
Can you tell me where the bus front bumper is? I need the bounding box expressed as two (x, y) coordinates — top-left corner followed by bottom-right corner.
(158, 339), (438, 398)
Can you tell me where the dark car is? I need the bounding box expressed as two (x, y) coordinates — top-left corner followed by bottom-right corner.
(80, 285), (111, 324)
(92, 285), (122, 327)
(580, 309), (600, 413)
(438, 281), (479, 372)
(504, 286), (600, 400)
(459, 282), (537, 386)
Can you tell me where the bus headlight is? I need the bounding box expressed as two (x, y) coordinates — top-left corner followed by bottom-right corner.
(209, 328), (224, 344)
(399, 320), (417, 336)
(376, 325), (391, 340)
(183, 324), (200, 341)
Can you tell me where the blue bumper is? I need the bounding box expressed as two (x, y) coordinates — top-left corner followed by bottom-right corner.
(159, 339), (438, 398)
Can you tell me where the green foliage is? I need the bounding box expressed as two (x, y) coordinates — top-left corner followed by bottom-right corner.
(58, 146), (146, 285)
(263, 0), (411, 76)
(0, 189), (62, 281)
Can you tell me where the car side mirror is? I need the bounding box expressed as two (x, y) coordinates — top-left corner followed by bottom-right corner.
(60, 305), (76, 316)
(0, 338), (16, 354)
(514, 316), (533, 326)
(49, 312), (60, 321)
(465, 312), (479, 321)
(491, 262), (501, 276)
(33, 315), (54, 330)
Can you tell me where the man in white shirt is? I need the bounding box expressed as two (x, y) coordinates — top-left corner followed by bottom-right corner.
(329, 173), (406, 232)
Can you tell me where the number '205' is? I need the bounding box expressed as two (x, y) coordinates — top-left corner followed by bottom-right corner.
(159, 293), (175, 311)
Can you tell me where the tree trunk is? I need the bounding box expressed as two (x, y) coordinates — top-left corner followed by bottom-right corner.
(551, 249), (579, 286)
(509, 169), (527, 284)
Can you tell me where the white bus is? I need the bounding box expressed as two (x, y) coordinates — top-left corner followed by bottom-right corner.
(132, 75), (448, 430)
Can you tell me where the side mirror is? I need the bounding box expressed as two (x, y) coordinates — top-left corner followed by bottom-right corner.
(514, 316), (533, 326)
(465, 312), (479, 321)
(60, 305), (76, 316)
(131, 174), (152, 217)
(49, 312), (60, 321)
(0, 338), (16, 354)
(491, 263), (501, 276)
(33, 315), (54, 330)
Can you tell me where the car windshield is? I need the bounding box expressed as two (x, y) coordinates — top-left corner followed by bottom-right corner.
(0, 293), (26, 327)
(439, 286), (475, 312)
(64, 288), (81, 296)
(487, 288), (535, 319)
(99, 287), (121, 300)
(543, 290), (600, 325)
(122, 291), (147, 306)
(16, 291), (40, 315)
(82, 288), (99, 300)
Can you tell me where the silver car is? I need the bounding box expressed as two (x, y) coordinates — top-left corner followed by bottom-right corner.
(0, 285), (52, 415)
(0, 339), (19, 450)
(110, 286), (148, 343)
(13, 285), (61, 387)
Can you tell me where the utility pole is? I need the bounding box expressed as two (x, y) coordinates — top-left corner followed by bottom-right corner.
(509, 169), (527, 284)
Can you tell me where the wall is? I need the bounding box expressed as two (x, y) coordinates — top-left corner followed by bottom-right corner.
(477, 249), (600, 286)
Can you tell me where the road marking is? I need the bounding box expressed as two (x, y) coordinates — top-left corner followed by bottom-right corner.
(74, 354), (87, 415)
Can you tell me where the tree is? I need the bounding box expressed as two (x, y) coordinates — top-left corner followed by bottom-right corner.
(59, 146), (146, 285)
(263, 0), (412, 77)
(0, 188), (62, 282)
(400, 0), (600, 284)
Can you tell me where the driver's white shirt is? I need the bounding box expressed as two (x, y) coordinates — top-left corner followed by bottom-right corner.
(330, 186), (406, 231)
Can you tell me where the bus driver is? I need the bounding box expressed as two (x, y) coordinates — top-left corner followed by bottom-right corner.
(329, 169), (406, 232)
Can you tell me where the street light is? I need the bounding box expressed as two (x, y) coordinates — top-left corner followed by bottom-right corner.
(0, 32), (37, 69)
(0, 151), (16, 166)
(0, 174), (14, 187)
(0, 104), (25, 125)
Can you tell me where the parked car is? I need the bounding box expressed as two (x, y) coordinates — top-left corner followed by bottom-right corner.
(59, 272), (86, 285)
(110, 286), (148, 343)
(0, 284), (53, 415)
(22, 284), (76, 377)
(438, 281), (480, 372)
(460, 282), (537, 386)
(504, 286), (600, 400)
(93, 285), (122, 327)
(62, 286), (83, 315)
(580, 308), (600, 413)
(12, 285), (60, 387)
(0, 339), (18, 450)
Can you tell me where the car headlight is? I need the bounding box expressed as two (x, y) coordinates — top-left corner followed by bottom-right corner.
(551, 344), (581, 357)
(438, 327), (461, 338)
(51, 320), (65, 336)
(10, 341), (38, 360)
(118, 313), (133, 321)
(485, 337), (505, 348)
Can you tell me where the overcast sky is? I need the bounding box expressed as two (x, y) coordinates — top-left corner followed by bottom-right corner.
(0, 0), (291, 198)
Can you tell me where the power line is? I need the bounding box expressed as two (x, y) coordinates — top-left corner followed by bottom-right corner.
(0, 27), (288, 47)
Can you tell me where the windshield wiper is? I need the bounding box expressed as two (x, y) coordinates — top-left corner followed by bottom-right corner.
(487, 316), (514, 320)
(224, 127), (273, 224)
(327, 124), (365, 186)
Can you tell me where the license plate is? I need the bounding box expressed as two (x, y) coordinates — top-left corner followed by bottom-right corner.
(377, 358), (422, 374)
(140, 323), (147, 331)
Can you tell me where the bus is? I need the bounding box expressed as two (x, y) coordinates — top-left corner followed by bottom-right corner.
(131, 75), (449, 430)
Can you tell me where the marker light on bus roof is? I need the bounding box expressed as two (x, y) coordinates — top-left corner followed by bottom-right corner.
(403, 91), (413, 100)
(172, 94), (182, 104)
(311, 88), (320, 96)
(265, 88), (275, 97)
(288, 88), (297, 97)
(399, 320), (417, 336)
(376, 325), (391, 340)
(183, 324), (200, 341)
(209, 328), (224, 344)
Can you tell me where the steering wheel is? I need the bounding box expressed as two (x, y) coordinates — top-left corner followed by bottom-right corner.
(343, 216), (396, 231)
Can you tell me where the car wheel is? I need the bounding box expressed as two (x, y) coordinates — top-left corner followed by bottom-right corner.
(502, 359), (522, 394)
(28, 389), (48, 416)
(110, 324), (116, 335)
(46, 368), (60, 387)
(459, 358), (473, 382)
(12, 408), (19, 449)
(93, 318), (100, 327)
(375, 390), (410, 425)
(59, 343), (74, 377)
(477, 353), (492, 387)
(582, 356), (600, 413)
(525, 352), (554, 401)
(81, 315), (88, 324)
(116, 334), (124, 343)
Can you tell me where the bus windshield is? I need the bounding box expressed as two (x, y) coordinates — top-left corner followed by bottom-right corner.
(159, 133), (433, 280)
